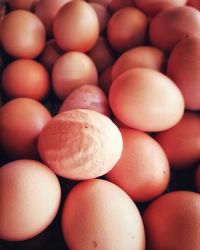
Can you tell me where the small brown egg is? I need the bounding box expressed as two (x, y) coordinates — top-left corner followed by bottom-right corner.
(52, 51), (98, 100)
(89, 3), (110, 33)
(155, 111), (200, 169)
(8, 0), (40, 11)
(106, 128), (170, 202)
(34, 0), (72, 37)
(2, 59), (50, 100)
(0, 98), (51, 159)
(149, 6), (200, 52)
(0, 159), (61, 241)
(40, 39), (63, 72)
(53, 0), (99, 52)
(0, 10), (46, 58)
(111, 46), (166, 81)
(59, 85), (110, 116)
(88, 36), (114, 72)
(62, 179), (145, 250)
(143, 191), (200, 250)
(167, 36), (200, 110)
(107, 7), (148, 52)
(109, 68), (185, 132)
(38, 109), (123, 180)
(134, 0), (187, 16)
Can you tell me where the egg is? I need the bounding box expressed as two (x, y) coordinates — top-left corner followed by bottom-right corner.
(2, 59), (50, 100)
(111, 46), (166, 81)
(39, 39), (63, 72)
(59, 85), (110, 116)
(107, 7), (148, 52)
(106, 128), (170, 202)
(87, 36), (114, 72)
(52, 51), (98, 100)
(34, 0), (72, 37)
(38, 109), (123, 180)
(143, 191), (200, 250)
(149, 6), (200, 52)
(62, 179), (145, 250)
(167, 36), (200, 110)
(134, 0), (187, 16)
(0, 10), (46, 58)
(109, 68), (185, 132)
(108, 0), (133, 13)
(0, 98), (51, 159)
(0, 160), (61, 241)
(53, 0), (99, 52)
(155, 111), (200, 169)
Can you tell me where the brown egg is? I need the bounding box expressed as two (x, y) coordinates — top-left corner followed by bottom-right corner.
(89, 3), (110, 33)
(1, 10), (46, 58)
(0, 160), (61, 241)
(34, 0), (71, 37)
(155, 111), (200, 169)
(134, 0), (187, 16)
(106, 128), (170, 202)
(53, 0), (99, 52)
(99, 66), (113, 95)
(167, 36), (200, 110)
(149, 6), (200, 52)
(111, 46), (166, 81)
(109, 0), (134, 13)
(143, 191), (200, 250)
(109, 68), (185, 132)
(88, 36), (114, 72)
(62, 179), (145, 250)
(59, 85), (110, 116)
(52, 51), (98, 100)
(40, 39), (63, 72)
(8, 0), (40, 11)
(2, 59), (50, 100)
(0, 98), (51, 159)
(38, 109), (123, 180)
(107, 7), (148, 52)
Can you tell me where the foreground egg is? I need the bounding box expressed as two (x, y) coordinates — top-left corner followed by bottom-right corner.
(0, 160), (61, 241)
(109, 68), (184, 132)
(62, 179), (145, 250)
(38, 109), (123, 180)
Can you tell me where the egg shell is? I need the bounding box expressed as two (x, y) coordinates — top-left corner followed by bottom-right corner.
(167, 36), (200, 110)
(0, 159), (61, 241)
(52, 51), (98, 100)
(155, 111), (200, 169)
(0, 98), (51, 159)
(109, 68), (185, 132)
(2, 59), (50, 100)
(106, 128), (170, 202)
(143, 191), (200, 250)
(111, 46), (166, 81)
(107, 7), (148, 52)
(62, 179), (145, 250)
(38, 109), (123, 180)
(149, 6), (200, 52)
(59, 85), (110, 117)
(134, 0), (187, 16)
(53, 0), (99, 52)
(0, 10), (46, 58)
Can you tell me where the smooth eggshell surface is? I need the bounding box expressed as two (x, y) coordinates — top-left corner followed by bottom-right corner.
(62, 179), (145, 250)
(0, 160), (61, 241)
(38, 109), (123, 180)
(109, 68), (184, 132)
